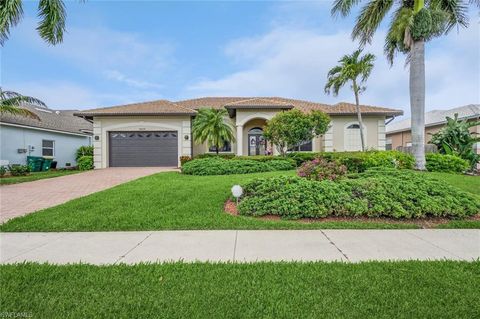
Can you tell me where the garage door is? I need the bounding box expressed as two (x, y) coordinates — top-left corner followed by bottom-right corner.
(109, 131), (178, 167)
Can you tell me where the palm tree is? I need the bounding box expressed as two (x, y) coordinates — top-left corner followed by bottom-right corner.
(0, 88), (45, 119)
(192, 108), (235, 155)
(331, 0), (472, 170)
(1, 0), (77, 46)
(325, 49), (375, 151)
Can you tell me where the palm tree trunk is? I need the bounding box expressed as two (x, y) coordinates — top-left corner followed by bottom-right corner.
(353, 80), (366, 151)
(409, 39), (426, 170)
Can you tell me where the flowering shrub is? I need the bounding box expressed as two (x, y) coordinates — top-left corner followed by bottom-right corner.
(297, 158), (347, 181)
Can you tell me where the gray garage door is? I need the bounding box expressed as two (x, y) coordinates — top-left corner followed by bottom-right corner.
(109, 131), (178, 167)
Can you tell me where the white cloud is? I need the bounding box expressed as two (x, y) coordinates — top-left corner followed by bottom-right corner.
(103, 70), (163, 90)
(186, 20), (479, 117)
(9, 81), (164, 110)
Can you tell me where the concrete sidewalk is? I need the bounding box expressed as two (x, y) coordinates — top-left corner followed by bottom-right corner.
(1, 230), (478, 264)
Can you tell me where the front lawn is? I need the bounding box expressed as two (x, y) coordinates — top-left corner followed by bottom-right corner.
(0, 170), (478, 231)
(0, 170), (81, 185)
(1, 261), (478, 318)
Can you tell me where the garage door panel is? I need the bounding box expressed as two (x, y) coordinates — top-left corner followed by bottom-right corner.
(109, 131), (178, 167)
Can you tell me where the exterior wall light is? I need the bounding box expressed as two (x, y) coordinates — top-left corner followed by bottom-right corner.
(184, 135), (189, 140)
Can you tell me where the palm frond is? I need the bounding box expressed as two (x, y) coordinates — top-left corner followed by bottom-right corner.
(0, 105), (40, 119)
(192, 108), (235, 149)
(1, 94), (47, 108)
(37, 0), (66, 45)
(352, 0), (395, 45)
(331, 0), (363, 17)
(0, 0), (23, 46)
(430, 0), (469, 33)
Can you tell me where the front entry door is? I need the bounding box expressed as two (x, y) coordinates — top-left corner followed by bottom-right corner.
(248, 127), (266, 156)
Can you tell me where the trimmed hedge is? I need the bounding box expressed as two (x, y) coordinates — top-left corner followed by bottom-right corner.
(287, 151), (415, 172)
(181, 158), (295, 175)
(238, 169), (480, 219)
(195, 153), (236, 160)
(78, 156), (94, 171)
(426, 153), (469, 173)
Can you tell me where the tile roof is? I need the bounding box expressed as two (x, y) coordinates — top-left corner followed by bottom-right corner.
(176, 97), (402, 116)
(0, 104), (92, 135)
(74, 100), (196, 117)
(74, 97), (403, 118)
(386, 104), (480, 133)
(224, 98), (294, 109)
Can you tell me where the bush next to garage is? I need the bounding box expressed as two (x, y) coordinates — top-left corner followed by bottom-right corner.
(76, 146), (94, 161)
(181, 158), (295, 175)
(78, 156), (94, 171)
(287, 151), (415, 172)
(425, 153), (470, 173)
(238, 170), (480, 219)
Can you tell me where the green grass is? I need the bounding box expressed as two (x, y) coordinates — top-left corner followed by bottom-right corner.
(0, 170), (478, 231)
(425, 171), (480, 194)
(1, 261), (479, 318)
(0, 170), (81, 185)
(0, 170), (420, 231)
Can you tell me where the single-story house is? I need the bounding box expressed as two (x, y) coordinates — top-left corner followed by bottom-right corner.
(386, 104), (480, 151)
(1, 104), (93, 168)
(74, 97), (403, 168)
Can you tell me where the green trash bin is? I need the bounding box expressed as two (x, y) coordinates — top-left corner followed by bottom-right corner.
(42, 157), (53, 171)
(27, 156), (44, 172)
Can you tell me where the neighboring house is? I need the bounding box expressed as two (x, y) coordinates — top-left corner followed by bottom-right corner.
(74, 97), (402, 168)
(1, 104), (93, 168)
(386, 104), (480, 151)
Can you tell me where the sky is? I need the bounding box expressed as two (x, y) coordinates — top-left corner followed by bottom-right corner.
(1, 0), (479, 119)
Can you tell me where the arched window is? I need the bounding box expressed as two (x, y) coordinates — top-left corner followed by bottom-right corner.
(248, 127), (263, 134)
(344, 122), (366, 151)
(346, 124), (361, 129)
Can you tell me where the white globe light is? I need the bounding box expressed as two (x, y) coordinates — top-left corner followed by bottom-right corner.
(231, 185), (243, 198)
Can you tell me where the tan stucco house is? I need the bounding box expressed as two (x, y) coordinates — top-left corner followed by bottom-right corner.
(75, 97), (402, 168)
(386, 104), (480, 151)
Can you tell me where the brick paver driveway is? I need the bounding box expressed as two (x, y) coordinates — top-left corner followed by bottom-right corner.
(0, 167), (176, 223)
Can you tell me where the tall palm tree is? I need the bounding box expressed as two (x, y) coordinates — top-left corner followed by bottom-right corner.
(325, 49), (375, 151)
(1, 0), (79, 46)
(331, 0), (472, 170)
(0, 88), (44, 119)
(192, 108), (235, 155)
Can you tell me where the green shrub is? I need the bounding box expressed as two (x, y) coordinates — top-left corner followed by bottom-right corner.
(181, 158), (295, 175)
(426, 153), (470, 173)
(8, 165), (30, 176)
(297, 158), (347, 181)
(78, 156), (94, 171)
(195, 153), (236, 160)
(0, 166), (6, 177)
(238, 170), (480, 219)
(76, 146), (94, 161)
(287, 151), (415, 172)
(180, 156), (192, 166)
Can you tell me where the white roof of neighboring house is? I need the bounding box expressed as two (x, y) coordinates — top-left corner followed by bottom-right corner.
(386, 104), (480, 134)
(0, 104), (93, 136)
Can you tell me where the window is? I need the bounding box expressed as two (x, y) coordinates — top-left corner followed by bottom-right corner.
(209, 141), (232, 153)
(42, 140), (55, 156)
(385, 138), (392, 151)
(344, 123), (365, 151)
(288, 140), (313, 152)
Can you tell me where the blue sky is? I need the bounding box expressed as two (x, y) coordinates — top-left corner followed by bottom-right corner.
(1, 1), (479, 117)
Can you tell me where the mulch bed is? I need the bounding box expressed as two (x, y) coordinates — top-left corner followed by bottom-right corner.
(224, 199), (480, 228)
